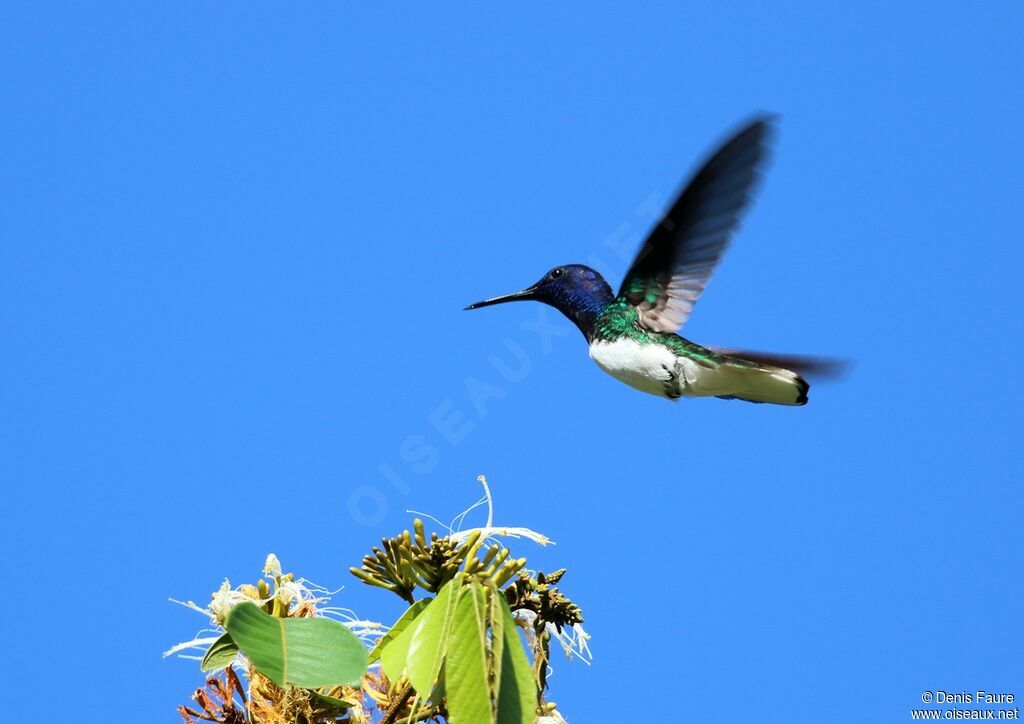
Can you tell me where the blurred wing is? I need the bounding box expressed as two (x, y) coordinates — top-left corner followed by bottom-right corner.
(618, 117), (774, 333)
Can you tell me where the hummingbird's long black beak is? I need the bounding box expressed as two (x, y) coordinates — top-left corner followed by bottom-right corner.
(464, 287), (538, 310)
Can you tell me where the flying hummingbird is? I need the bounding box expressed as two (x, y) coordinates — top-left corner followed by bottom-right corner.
(466, 117), (830, 406)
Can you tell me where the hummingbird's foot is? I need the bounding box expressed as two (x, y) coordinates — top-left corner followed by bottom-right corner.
(663, 365), (683, 399)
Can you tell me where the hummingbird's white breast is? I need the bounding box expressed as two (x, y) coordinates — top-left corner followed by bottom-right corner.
(588, 338), (682, 398)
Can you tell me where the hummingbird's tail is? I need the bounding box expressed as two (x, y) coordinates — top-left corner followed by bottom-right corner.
(702, 347), (845, 406)
(710, 353), (810, 406)
(714, 364), (809, 405)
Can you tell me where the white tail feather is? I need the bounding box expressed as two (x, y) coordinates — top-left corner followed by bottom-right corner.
(678, 356), (808, 405)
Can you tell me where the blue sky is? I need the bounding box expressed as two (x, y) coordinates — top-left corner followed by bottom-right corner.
(2, 4), (1022, 722)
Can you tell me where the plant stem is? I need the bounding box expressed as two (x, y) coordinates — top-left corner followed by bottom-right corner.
(380, 683), (414, 724)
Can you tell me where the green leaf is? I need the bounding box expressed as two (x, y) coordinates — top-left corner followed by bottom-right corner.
(200, 632), (239, 672)
(225, 602), (369, 688)
(444, 583), (493, 724)
(495, 596), (537, 724)
(490, 588), (506, 695)
(380, 613), (417, 684)
(406, 573), (464, 696)
(370, 598), (431, 663)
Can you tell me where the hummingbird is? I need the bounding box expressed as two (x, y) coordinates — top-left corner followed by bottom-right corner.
(466, 117), (829, 406)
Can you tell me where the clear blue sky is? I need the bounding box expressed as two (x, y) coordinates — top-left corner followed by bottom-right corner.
(2, 4), (1022, 722)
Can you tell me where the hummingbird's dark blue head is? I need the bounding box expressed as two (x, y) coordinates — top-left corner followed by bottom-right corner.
(465, 264), (614, 339)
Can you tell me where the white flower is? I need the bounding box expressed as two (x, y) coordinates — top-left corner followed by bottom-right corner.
(514, 610), (593, 666)
(263, 553), (282, 578)
(209, 580), (254, 622)
(551, 622), (592, 663)
(410, 475), (554, 548)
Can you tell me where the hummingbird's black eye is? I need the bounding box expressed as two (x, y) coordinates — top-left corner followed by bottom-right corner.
(551, 268), (563, 279)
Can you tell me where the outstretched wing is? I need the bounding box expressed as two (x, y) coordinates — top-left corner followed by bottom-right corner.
(618, 117), (774, 333)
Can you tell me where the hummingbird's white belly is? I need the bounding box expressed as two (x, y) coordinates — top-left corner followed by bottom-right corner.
(589, 338), (684, 398)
